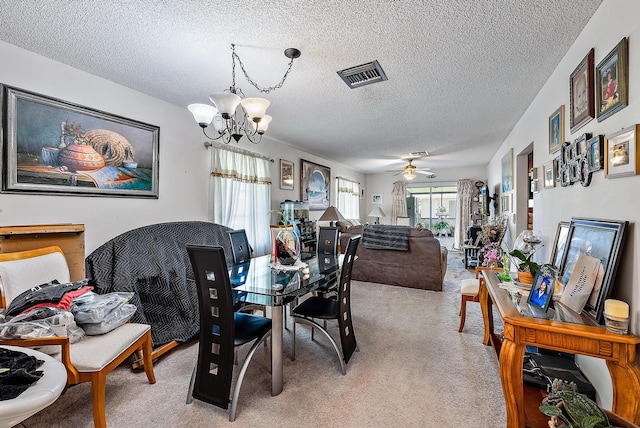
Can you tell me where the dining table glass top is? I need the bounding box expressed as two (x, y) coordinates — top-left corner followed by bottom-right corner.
(229, 253), (342, 306)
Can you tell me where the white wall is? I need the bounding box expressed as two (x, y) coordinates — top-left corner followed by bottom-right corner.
(0, 41), (365, 254)
(486, 0), (640, 408)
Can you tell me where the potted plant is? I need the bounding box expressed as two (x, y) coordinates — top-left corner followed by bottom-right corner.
(509, 248), (539, 284)
(539, 390), (633, 428)
(433, 220), (451, 236)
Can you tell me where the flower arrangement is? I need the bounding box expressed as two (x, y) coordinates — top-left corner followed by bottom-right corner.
(480, 241), (502, 267)
(480, 216), (506, 244)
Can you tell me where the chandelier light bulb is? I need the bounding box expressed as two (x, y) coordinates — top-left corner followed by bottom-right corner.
(209, 92), (241, 119)
(241, 97), (270, 121)
(187, 104), (217, 128)
(251, 115), (272, 134)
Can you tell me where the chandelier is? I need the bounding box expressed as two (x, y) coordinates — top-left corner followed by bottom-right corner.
(188, 44), (301, 145)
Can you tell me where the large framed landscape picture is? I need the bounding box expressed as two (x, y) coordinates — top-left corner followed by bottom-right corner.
(300, 159), (330, 211)
(1, 85), (160, 198)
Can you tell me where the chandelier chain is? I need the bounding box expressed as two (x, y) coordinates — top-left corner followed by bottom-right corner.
(231, 44), (295, 94)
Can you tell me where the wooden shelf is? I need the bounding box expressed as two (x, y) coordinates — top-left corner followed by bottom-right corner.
(0, 224), (85, 280)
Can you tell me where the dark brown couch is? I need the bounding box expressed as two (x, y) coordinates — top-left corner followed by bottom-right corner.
(338, 224), (447, 291)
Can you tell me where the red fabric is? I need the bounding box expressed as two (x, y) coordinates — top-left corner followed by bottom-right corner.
(20, 286), (93, 314)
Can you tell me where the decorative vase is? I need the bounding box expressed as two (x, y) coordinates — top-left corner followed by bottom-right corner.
(517, 271), (535, 285)
(57, 144), (106, 171)
(273, 228), (300, 265)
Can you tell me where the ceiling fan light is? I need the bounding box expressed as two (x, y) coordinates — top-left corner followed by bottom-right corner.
(241, 97), (270, 121)
(251, 115), (272, 134)
(404, 171), (417, 180)
(187, 103), (217, 127)
(209, 92), (241, 119)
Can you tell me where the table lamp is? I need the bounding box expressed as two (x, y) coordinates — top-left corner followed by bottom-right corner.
(368, 206), (385, 224)
(318, 206), (346, 227)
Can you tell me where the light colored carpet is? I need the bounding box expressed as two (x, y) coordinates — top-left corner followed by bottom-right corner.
(18, 250), (507, 427)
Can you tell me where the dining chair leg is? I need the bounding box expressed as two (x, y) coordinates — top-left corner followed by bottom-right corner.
(186, 365), (197, 404)
(291, 318), (297, 361)
(229, 331), (271, 422)
(458, 295), (469, 332)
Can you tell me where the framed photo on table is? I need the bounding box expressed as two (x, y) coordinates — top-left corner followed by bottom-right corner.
(550, 221), (570, 269)
(279, 159), (294, 190)
(596, 38), (628, 122)
(527, 267), (556, 313)
(569, 49), (595, 133)
(604, 125), (639, 179)
(549, 106), (564, 154)
(558, 218), (628, 323)
(1, 85), (160, 198)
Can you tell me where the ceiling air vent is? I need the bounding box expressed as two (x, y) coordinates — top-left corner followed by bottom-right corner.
(337, 60), (388, 89)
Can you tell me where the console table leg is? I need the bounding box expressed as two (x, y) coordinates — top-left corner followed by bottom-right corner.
(608, 360), (640, 424)
(499, 338), (526, 428)
(479, 280), (493, 347)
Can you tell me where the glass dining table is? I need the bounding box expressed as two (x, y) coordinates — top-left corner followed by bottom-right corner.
(229, 252), (342, 396)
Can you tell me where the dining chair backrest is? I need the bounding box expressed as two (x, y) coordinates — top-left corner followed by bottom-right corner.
(337, 234), (361, 363)
(186, 244), (235, 410)
(228, 229), (252, 264)
(318, 226), (339, 255)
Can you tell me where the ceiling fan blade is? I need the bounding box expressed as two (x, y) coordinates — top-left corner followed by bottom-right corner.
(416, 170), (435, 176)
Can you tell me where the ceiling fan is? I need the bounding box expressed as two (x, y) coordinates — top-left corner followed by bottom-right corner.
(386, 158), (436, 180)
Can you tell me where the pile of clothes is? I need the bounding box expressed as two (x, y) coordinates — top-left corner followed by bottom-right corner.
(0, 279), (137, 344)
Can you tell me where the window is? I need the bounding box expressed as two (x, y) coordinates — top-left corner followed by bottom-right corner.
(336, 177), (360, 219)
(210, 146), (272, 255)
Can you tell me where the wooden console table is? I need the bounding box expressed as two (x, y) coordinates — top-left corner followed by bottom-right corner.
(480, 270), (640, 427)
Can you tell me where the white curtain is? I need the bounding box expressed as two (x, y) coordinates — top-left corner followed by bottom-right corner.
(336, 177), (360, 219)
(391, 181), (407, 224)
(455, 179), (475, 250)
(210, 145), (272, 256)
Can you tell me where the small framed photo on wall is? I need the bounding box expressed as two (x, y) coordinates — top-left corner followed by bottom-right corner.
(549, 106), (564, 154)
(587, 135), (604, 172)
(543, 162), (555, 188)
(371, 193), (383, 204)
(604, 125), (639, 179)
(279, 159), (294, 190)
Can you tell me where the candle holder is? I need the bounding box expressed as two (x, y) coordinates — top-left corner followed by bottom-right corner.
(604, 299), (630, 334)
(604, 313), (629, 334)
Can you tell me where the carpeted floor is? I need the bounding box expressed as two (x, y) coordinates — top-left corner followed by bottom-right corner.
(18, 249), (507, 428)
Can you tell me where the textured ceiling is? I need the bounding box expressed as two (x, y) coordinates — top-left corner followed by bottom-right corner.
(0, 0), (602, 174)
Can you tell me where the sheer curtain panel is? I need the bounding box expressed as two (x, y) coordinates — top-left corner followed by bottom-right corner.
(391, 181), (407, 225)
(336, 177), (360, 220)
(211, 145), (272, 255)
(455, 179), (475, 250)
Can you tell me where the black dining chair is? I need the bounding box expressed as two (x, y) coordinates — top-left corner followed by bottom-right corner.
(228, 229), (252, 264)
(185, 245), (272, 422)
(317, 226), (339, 255)
(228, 229), (266, 316)
(290, 235), (361, 374)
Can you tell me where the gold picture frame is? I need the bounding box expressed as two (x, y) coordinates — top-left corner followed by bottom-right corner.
(596, 38), (628, 122)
